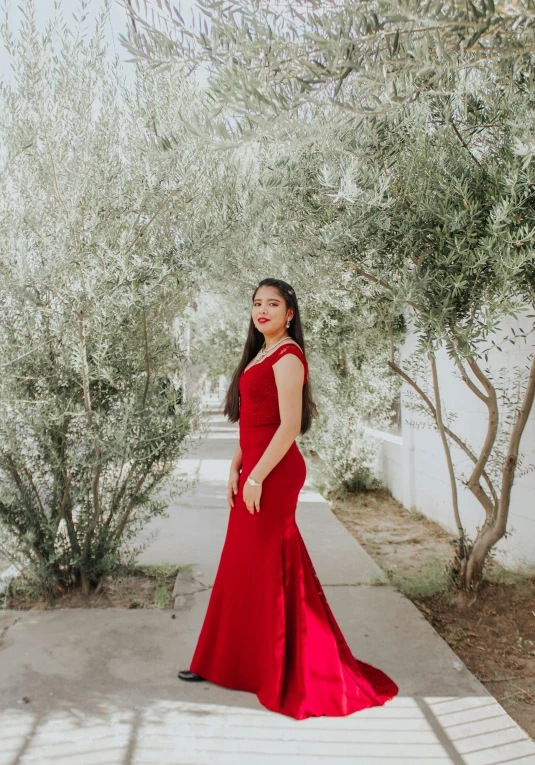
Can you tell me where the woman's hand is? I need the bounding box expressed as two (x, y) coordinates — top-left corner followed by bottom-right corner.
(227, 464), (241, 510)
(243, 478), (262, 514)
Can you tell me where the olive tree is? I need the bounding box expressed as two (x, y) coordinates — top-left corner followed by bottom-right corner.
(0, 0), (235, 596)
(121, 0), (535, 131)
(341, 81), (535, 588)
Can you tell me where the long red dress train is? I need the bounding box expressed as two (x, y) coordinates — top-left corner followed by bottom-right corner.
(189, 341), (398, 719)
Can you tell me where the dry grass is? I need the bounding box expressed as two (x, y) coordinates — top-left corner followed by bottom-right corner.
(3, 563), (185, 610)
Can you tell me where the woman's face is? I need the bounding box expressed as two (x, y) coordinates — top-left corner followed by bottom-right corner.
(251, 285), (294, 337)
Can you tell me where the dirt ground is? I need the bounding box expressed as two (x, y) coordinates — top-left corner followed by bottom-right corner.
(329, 486), (535, 740)
(3, 564), (181, 611)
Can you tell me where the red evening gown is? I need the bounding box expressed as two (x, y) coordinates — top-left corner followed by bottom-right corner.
(189, 341), (398, 719)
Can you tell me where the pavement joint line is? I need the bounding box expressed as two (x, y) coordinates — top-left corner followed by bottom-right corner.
(452, 724), (519, 742)
(462, 736), (535, 756)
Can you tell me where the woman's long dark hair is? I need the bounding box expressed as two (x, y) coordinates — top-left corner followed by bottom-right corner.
(224, 278), (318, 434)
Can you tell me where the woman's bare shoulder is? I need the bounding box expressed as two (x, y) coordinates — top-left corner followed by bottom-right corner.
(271, 340), (307, 365)
(270, 339), (304, 357)
(279, 339), (302, 350)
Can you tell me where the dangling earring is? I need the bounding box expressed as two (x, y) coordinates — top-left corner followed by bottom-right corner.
(286, 317), (291, 328)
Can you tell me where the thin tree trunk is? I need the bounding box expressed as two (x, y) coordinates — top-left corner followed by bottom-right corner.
(142, 307), (151, 409)
(78, 311), (102, 595)
(2, 456), (50, 565)
(428, 347), (468, 582)
(114, 474), (147, 540)
(465, 349), (535, 587)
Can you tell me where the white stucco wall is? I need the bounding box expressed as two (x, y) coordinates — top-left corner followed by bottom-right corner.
(370, 307), (535, 569)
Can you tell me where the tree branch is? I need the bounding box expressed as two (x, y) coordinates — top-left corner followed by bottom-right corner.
(450, 118), (482, 167)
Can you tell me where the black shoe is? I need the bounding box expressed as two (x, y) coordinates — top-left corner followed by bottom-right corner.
(178, 669), (206, 682)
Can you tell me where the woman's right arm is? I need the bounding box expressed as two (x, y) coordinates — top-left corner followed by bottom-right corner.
(228, 442), (243, 509)
(231, 442), (242, 471)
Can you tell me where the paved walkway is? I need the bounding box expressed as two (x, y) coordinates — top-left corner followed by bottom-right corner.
(0, 409), (534, 764)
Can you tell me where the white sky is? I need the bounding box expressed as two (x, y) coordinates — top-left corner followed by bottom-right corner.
(0, 0), (200, 86)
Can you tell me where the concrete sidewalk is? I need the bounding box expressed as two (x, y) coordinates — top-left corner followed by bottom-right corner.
(0, 411), (534, 764)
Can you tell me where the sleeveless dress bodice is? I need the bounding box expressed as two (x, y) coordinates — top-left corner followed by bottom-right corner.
(238, 342), (309, 428)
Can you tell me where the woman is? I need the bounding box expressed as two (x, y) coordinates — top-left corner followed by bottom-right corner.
(178, 278), (398, 719)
